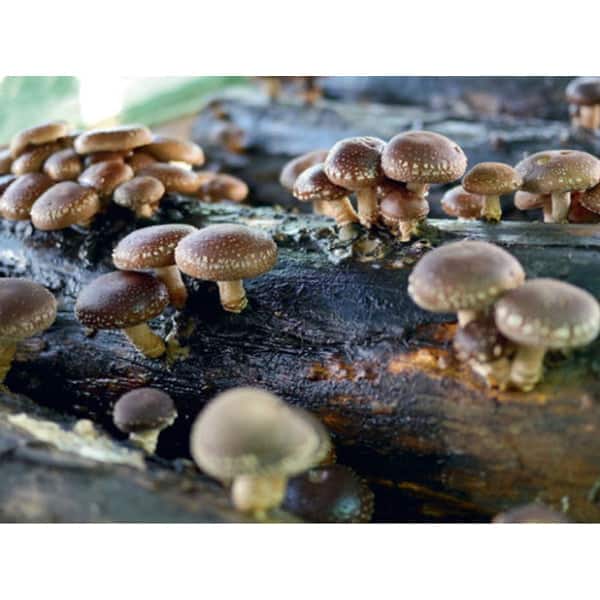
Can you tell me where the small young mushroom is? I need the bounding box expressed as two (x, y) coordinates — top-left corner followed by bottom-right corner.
(279, 149), (328, 192)
(74, 124), (153, 154)
(43, 148), (83, 181)
(0, 278), (57, 384)
(565, 77), (600, 130)
(112, 387), (177, 453)
(494, 278), (600, 392)
(462, 162), (522, 222)
(113, 175), (166, 218)
(195, 174), (249, 203)
(31, 181), (101, 230)
(11, 140), (68, 175)
(493, 502), (571, 523)
(0, 173), (54, 220)
(381, 130), (467, 198)
(137, 163), (201, 195)
(513, 190), (552, 222)
(190, 387), (331, 517)
(324, 136), (386, 228)
(440, 185), (485, 220)
(378, 180), (429, 241)
(408, 240), (526, 326)
(515, 150), (600, 223)
(282, 465), (374, 523)
(112, 223), (197, 309)
(175, 224), (278, 313)
(75, 271), (169, 358)
(78, 160), (134, 199)
(9, 120), (71, 158)
(142, 135), (205, 166)
(293, 163), (359, 227)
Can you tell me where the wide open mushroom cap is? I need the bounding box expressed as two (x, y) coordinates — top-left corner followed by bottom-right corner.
(293, 163), (348, 203)
(137, 163), (201, 194)
(324, 136), (385, 190)
(0, 173), (54, 220)
(514, 190), (547, 211)
(0, 278), (57, 342)
(31, 181), (100, 230)
(143, 135), (205, 166)
(515, 150), (600, 194)
(9, 120), (71, 158)
(382, 130), (467, 184)
(280, 149), (328, 191)
(113, 223), (197, 270)
(75, 271), (169, 330)
(441, 185), (484, 218)
(74, 125), (153, 154)
(565, 77), (600, 106)
(78, 160), (134, 196)
(378, 180), (429, 221)
(113, 176), (165, 211)
(44, 148), (83, 181)
(113, 387), (177, 433)
(190, 387), (331, 480)
(175, 224), (277, 282)
(408, 240), (525, 314)
(494, 278), (600, 350)
(453, 316), (510, 363)
(463, 162), (522, 196)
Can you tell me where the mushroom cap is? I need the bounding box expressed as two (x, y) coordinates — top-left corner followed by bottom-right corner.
(143, 135), (205, 166)
(382, 130), (467, 184)
(190, 387), (331, 480)
(84, 150), (130, 167)
(113, 176), (166, 210)
(493, 502), (571, 523)
(0, 174), (16, 196)
(75, 125), (153, 154)
(453, 316), (510, 363)
(279, 149), (328, 191)
(578, 182), (600, 215)
(568, 192), (600, 223)
(75, 271), (169, 330)
(113, 387), (177, 433)
(78, 160), (134, 197)
(463, 162), (522, 196)
(31, 181), (100, 230)
(0, 148), (13, 174)
(113, 223), (197, 270)
(293, 163), (348, 203)
(137, 163), (201, 194)
(11, 140), (68, 175)
(513, 190), (547, 211)
(0, 173), (55, 220)
(565, 77), (600, 106)
(515, 150), (600, 194)
(44, 148), (83, 181)
(283, 465), (374, 523)
(127, 151), (158, 173)
(378, 180), (429, 221)
(197, 174), (249, 203)
(494, 278), (600, 350)
(441, 185), (484, 219)
(9, 120), (71, 158)
(324, 136), (385, 190)
(408, 240), (525, 314)
(0, 278), (57, 342)
(175, 224), (278, 282)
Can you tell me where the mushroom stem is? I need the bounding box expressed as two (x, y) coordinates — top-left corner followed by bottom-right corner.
(406, 182), (428, 198)
(136, 204), (156, 218)
(550, 190), (571, 223)
(457, 310), (478, 327)
(327, 197), (360, 227)
(542, 198), (553, 223)
(122, 323), (166, 358)
(154, 266), (188, 310)
(481, 195), (502, 222)
(509, 345), (546, 392)
(231, 473), (288, 517)
(217, 280), (248, 313)
(398, 220), (420, 242)
(355, 188), (379, 229)
(579, 106), (594, 129)
(0, 342), (17, 384)
(129, 428), (161, 454)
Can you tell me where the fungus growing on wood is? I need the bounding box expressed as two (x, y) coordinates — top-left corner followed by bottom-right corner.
(378, 180), (429, 241)
(74, 125), (153, 154)
(113, 176), (166, 218)
(440, 185), (485, 220)
(44, 148), (83, 181)
(279, 149), (328, 192)
(78, 160), (134, 198)
(0, 173), (54, 220)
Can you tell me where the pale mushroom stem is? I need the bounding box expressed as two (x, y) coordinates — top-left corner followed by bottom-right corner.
(129, 428), (161, 454)
(398, 220), (420, 243)
(509, 345), (546, 392)
(542, 198), (553, 223)
(327, 197), (360, 227)
(355, 188), (379, 229)
(579, 106), (594, 129)
(551, 191), (571, 223)
(406, 182), (428, 198)
(313, 200), (330, 217)
(0, 342), (17, 384)
(136, 204), (156, 218)
(154, 266), (188, 310)
(123, 323), (166, 358)
(217, 280), (248, 313)
(482, 195), (502, 222)
(594, 105), (600, 130)
(231, 473), (288, 517)
(457, 310), (478, 327)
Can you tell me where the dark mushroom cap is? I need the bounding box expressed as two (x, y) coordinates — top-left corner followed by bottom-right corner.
(578, 181), (600, 215)
(113, 223), (197, 270)
(11, 140), (68, 175)
(463, 162), (522, 195)
(44, 148), (83, 181)
(382, 130), (467, 184)
(0, 174), (16, 196)
(324, 136), (385, 190)
(453, 316), (510, 363)
(0, 173), (54, 220)
(565, 77), (600, 106)
(84, 150), (130, 167)
(113, 387), (177, 433)
(514, 190), (547, 211)
(190, 387), (331, 480)
(280, 149), (328, 191)
(569, 192), (600, 223)
(515, 150), (600, 194)
(175, 224), (278, 282)
(78, 160), (134, 196)
(75, 271), (169, 330)
(378, 180), (429, 221)
(10, 120), (71, 158)
(113, 176), (165, 211)
(31, 181), (100, 230)
(0, 278), (57, 342)
(293, 163), (348, 203)
(0, 148), (13, 174)
(127, 151), (158, 173)
(143, 135), (205, 166)
(74, 125), (152, 154)
(197, 174), (249, 203)
(408, 240), (525, 314)
(494, 278), (600, 350)
(493, 502), (571, 523)
(441, 185), (484, 218)
(137, 163), (201, 194)
(282, 465), (374, 523)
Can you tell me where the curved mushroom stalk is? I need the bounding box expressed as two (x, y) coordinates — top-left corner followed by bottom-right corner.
(0, 342), (17, 384)
(481, 195), (502, 222)
(355, 188), (379, 229)
(123, 323), (166, 358)
(551, 191), (571, 223)
(508, 345), (546, 392)
(398, 219), (422, 243)
(468, 357), (512, 391)
(231, 473), (288, 518)
(216, 280), (248, 313)
(154, 266), (188, 310)
(129, 429), (162, 454)
(327, 197), (360, 227)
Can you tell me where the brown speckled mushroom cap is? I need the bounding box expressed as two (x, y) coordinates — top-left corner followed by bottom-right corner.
(75, 271), (169, 330)
(0, 148), (12, 174)
(0, 173), (54, 220)
(113, 388), (177, 433)
(280, 149), (328, 191)
(378, 181), (429, 220)
(137, 163), (201, 194)
(78, 160), (134, 196)
(293, 163), (348, 203)
(578, 182), (600, 214)
(113, 223), (197, 270)
(566, 77), (600, 106)
(324, 136), (385, 190)
(175, 224), (277, 282)
(453, 316), (510, 363)
(514, 190), (547, 210)
(10, 120), (71, 158)
(74, 125), (153, 154)
(197, 174), (249, 203)
(408, 241), (525, 314)
(494, 278), (600, 350)
(0, 278), (57, 342)
(143, 135), (205, 166)
(515, 150), (600, 194)
(31, 181), (100, 230)
(441, 185), (484, 218)
(0, 174), (16, 195)
(463, 162), (522, 196)
(382, 130), (467, 184)
(44, 148), (83, 181)
(113, 176), (165, 211)
(493, 502), (571, 523)
(190, 387), (331, 480)
(11, 140), (69, 175)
